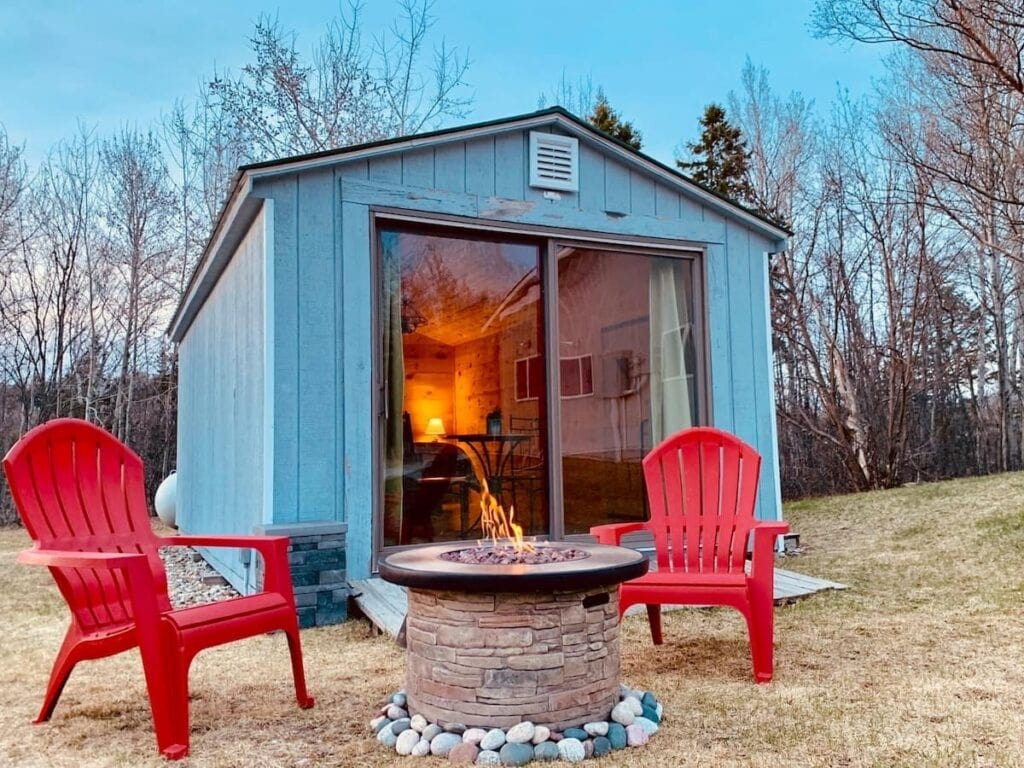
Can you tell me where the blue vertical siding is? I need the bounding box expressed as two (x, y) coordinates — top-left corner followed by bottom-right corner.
(266, 174), (300, 525)
(177, 203), (267, 589)
(296, 168), (338, 522)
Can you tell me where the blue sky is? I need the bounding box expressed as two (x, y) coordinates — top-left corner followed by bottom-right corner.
(0, 0), (887, 167)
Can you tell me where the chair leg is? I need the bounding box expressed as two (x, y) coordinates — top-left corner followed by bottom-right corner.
(140, 625), (191, 760)
(646, 604), (664, 645)
(285, 625), (315, 709)
(745, 597), (775, 683)
(34, 631), (82, 723)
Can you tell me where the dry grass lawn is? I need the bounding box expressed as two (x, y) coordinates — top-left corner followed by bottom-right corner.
(2, 473), (1024, 767)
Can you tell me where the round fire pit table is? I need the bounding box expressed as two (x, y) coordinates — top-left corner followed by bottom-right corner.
(379, 541), (648, 730)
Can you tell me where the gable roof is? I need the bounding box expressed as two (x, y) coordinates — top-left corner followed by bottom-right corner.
(169, 106), (790, 340)
(240, 106), (790, 234)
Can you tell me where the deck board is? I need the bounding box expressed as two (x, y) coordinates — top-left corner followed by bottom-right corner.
(349, 564), (845, 637)
(349, 577), (407, 637)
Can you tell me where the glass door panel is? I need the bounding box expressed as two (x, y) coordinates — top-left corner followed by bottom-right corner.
(379, 227), (548, 548)
(557, 247), (700, 534)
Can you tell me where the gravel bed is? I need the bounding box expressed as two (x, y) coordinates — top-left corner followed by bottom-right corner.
(159, 546), (240, 608)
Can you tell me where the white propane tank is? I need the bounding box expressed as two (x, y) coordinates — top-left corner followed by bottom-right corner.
(155, 471), (177, 528)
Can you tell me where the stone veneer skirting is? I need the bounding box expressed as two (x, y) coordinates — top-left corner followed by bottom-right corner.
(254, 521), (347, 628)
(404, 586), (620, 730)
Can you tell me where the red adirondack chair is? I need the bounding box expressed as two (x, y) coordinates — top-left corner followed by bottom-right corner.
(591, 427), (788, 682)
(2, 418), (314, 760)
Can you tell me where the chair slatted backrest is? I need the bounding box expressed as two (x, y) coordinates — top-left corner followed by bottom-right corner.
(642, 427), (761, 573)
(3, 419), (171, 632)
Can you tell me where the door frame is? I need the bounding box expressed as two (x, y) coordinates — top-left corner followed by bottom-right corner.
(369, 209), (710, 569)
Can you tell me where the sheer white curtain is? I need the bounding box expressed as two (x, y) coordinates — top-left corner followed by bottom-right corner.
(649, 259), (693, 444)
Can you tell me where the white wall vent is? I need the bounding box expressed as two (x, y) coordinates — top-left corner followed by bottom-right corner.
(529, 132), (579, 192)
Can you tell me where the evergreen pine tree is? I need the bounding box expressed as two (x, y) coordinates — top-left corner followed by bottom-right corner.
(587, 90), (642, 150)
(677, 104), (752, 201)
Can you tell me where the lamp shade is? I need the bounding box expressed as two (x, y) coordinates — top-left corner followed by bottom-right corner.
(425, 417), (446, 437)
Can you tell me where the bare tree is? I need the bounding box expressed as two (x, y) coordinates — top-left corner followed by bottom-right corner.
(208, 0), (470, 158)
(99, 128), (176, 441)
(729, 59), (816, 226)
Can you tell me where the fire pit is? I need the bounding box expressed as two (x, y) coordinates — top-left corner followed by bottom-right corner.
(379, 539), (647, 730)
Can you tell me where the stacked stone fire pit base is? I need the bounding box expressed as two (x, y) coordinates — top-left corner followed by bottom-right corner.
(370, 683), (663, 764)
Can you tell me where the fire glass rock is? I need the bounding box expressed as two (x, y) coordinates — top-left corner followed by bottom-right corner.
(439, 544), (589, 566)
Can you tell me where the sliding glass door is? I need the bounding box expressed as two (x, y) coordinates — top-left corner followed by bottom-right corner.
(556, 246), (701, 534)
(377, 222), (704, 551)
(379, 227), (548, 548)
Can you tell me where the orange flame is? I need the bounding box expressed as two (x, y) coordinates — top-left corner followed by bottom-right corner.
(479, 481), (535, 553)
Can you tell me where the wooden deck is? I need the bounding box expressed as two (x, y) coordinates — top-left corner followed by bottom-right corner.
(349, 564), (846, 638)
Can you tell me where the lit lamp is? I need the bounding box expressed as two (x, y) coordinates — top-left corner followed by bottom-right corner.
(425, 417), (446, 441)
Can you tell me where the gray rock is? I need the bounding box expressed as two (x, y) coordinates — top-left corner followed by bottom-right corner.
(583, 740), (594, 759)
(449, 743), (480, 764)
(431, 732), (463, 756)
(534, 741), (559, 761)
(476, 751), (501, 766)
(655, 702), (664, 719)
(370, 715), (390, 733)
(593, 736), (611, 757)
(633, 716), (659, 737)
(498, 742), (533, 766)
(531, 725), (550, 744)
(411, 714), (429, 732)
(480, 728), (506, 751)
(463, 728), (488, 745)
(391, 718), (412, 735)
(445, 722), (468, 735)
(387, 704), (409, 720)
(623, 696), (643, 716)
(626, 723), (649, 747)
(610, 701), (636, 726)
(557, 738), (585, 763)
(563, 728), (588, 741)
(412, 739), (432, 757)
(392, 692), (408, 708)
(505, 721), (535, 744)
(423, 724), (444, 741)
(377, 727), (398, 748)
(607, 723), (627, 750)
(396, 729), (421, 756)
(583, 721), (608, 737)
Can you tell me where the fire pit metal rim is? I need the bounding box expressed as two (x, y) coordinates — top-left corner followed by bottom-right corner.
(378, 541), (649, 592)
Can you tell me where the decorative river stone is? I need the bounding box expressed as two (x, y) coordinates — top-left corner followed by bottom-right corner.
(430, 732), (462, 756)
(498, 742), (533, 766)
(395, 729), (420, 756)
(369, 683), (663, 763)
(557, 738), (586, 763)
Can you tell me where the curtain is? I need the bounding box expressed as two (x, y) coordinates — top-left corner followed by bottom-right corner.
(649, 258), (693, 444)
(381, 231), (405, 543)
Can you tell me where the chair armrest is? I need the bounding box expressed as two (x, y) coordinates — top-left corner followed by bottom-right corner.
(162, 535), (293, 595)
(589, 522), (646, 546)
(18, 548), (150, 570)
(162, 534), (288, 561)
(750, 521), (789, 584)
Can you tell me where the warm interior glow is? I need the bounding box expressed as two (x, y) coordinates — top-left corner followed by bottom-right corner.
(479, 481), (535, 553)
(424, 417), (446, 437)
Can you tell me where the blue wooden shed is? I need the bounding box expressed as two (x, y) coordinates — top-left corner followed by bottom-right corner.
(168, 107), (790, 627)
